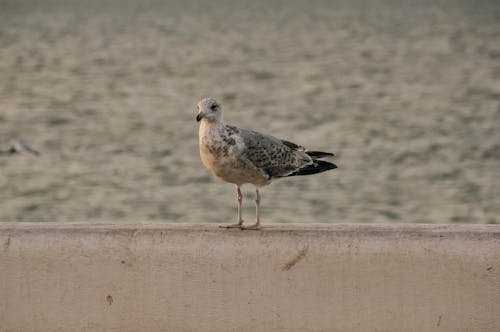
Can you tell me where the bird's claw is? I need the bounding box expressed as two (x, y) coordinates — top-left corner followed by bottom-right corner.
(240, 223), (261, 230)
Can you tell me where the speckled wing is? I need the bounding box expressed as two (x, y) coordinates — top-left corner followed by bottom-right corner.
(238, 129), (313, 179)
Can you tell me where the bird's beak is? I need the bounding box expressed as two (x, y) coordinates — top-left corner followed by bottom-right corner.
(196, 113), (203, 122)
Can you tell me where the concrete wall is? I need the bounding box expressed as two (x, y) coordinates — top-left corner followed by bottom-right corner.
(1, 223), (499, 332)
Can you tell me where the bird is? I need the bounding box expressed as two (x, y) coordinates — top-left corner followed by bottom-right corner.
(196, 97), (337, 230)
(1, 139), (41, 157)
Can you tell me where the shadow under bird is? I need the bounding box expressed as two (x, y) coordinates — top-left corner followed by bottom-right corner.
(196, 97), (337, 230)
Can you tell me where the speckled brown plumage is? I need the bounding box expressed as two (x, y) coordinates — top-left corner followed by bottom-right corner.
(196, 97), (337, 229)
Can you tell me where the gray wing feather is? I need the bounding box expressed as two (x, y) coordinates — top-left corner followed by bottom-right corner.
(239, 129), (312, 178)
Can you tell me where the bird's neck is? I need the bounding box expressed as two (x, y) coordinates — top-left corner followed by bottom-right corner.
(199, 118), (225, 140)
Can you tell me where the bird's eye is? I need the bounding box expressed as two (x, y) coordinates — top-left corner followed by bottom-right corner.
(210, 104), (218, 110)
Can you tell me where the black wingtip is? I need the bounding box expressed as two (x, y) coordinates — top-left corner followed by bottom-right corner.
(287, 160), (337, 177)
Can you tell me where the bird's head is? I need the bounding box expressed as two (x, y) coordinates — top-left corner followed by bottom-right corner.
(196, 97), (222, 123)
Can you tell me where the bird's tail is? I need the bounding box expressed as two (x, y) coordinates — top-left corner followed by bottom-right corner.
(287, 160), (337, 177)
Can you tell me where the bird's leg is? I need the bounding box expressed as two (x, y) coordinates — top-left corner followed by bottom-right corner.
(241, 188), (261, 230)
(220, 185), (244, 229)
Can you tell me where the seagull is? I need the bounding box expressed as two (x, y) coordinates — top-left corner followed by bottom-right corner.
(2, 139), (41, 157)
(196, 97), (337, 230)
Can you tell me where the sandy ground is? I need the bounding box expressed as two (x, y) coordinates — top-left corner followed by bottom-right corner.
(0, 0), (499, 224)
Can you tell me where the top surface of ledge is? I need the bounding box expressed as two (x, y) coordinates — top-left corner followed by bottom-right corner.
(0, 222), (499, 239)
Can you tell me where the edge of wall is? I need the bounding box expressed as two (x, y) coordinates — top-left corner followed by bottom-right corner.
(1, 221), (499, 236)
(1, 223), (499, 332)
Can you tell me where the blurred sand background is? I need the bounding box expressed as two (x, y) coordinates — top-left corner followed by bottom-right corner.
(0, 0), (499, 224)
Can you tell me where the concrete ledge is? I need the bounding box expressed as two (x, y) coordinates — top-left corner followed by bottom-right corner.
(1, 223), (499, 331)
